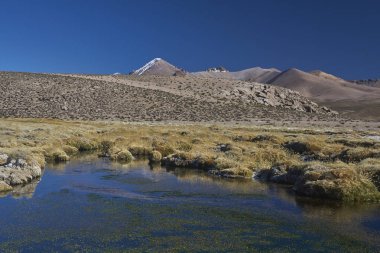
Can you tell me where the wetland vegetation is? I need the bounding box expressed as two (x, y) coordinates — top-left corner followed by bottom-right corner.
(0, 118), (380, 202)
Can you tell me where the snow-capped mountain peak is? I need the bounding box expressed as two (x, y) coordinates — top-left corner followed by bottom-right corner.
(134, 58), (163, 75)
(132, 58), (186, 76)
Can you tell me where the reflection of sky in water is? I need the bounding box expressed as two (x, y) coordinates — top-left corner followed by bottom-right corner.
(0, 155), (379, 252)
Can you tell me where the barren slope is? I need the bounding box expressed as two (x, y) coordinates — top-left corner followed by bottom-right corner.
(64, 73), (336, 113)
(268, 68), (380, 101)
(267, 69), (380, 120)
(0, 71), (337, 123)
(194, 67), (280, 83)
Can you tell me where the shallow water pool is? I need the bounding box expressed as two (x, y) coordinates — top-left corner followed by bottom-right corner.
(0, 156), (379, 252)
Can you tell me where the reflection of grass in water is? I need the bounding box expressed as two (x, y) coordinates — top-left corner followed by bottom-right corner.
(0, 191), (377, 252)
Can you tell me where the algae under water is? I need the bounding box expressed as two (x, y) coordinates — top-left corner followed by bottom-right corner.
(0, 155), (379, 252)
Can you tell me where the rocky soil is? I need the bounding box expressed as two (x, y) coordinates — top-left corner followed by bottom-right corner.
(0, 153), (42, 192)
(0, 71), (338, 122)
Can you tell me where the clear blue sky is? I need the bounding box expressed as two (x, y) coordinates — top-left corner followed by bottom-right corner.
(0, 0), (379, 79)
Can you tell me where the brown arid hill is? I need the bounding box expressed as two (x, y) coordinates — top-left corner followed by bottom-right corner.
(0, 71), (343, 125)
(267, 68), (380, 101)
(266, 68), (380, 120)
(309, 70), (345, 82)
(194, 67), (281, 83)
(190, 56), (380, 121)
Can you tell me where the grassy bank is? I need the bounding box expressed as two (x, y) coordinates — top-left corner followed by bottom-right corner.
(1, 118), (379, 202)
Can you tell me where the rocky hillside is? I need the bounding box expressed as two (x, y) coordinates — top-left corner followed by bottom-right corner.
(0, 71), (337, 122)
(66, 73), (337, 113)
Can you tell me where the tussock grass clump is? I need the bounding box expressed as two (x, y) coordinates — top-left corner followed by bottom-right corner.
(45, 148), (70, 162)
(284, 139), (323, 154)
(66, 137), (98, 151)
(149, 151), (162, 163)
(62, 145), (79, 155)
(225, 146), (243, 160)
(358, 158), (380, 190)
(339, 148), (380, 163)
(163, 152), (216, 170)
(176, 141), (193, 152)
(152, 140), (175, 157)
(233, 133), (284, 144)
(294, 166), (380, 202)
(111, 150), (133, 163)
(99, 140), (113, 157)
(334, 138), (376, 148)
(129, 146), (153, 156)
(218, 167), (253, 178)
(284, 137), (344, 161)
(249, 147), (291, 169)
(214, 156), (239, 170)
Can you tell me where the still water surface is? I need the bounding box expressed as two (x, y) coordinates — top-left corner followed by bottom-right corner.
(0, 155), (379, 252)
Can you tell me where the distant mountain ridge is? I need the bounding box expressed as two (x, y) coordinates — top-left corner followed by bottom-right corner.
(132, 58), (380, 100)
(129, 58), (380, 120)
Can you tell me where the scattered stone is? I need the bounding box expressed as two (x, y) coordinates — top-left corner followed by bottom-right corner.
(0, 154), (42, 192)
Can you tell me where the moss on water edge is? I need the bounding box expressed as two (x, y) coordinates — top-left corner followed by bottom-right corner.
(0, 118), (380, 202)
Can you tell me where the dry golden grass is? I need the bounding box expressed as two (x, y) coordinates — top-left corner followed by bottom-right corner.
(0, 118), (379, 183)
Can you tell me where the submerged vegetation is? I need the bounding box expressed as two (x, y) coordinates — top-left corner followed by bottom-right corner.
(0, 118), (380, 202)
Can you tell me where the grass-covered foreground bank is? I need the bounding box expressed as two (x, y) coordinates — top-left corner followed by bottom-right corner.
(0, 118), (379, 202)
